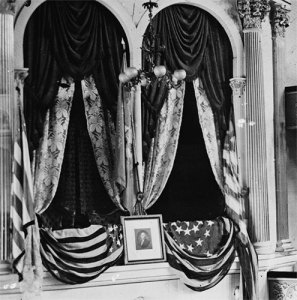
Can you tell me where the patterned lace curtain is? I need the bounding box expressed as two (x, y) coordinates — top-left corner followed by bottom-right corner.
(34, 81), (75, 214)
(82, 77), (123, 210)
(139, 83), (185, 212)
(34, 76), (124, 215)
(193, 78), (224, 190)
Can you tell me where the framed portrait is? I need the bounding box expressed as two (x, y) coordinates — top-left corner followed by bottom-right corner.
(121, 214), (166, 265)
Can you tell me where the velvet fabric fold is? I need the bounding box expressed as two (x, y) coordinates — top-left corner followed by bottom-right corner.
(142, 4), (232, 140)
(23, 0), (128, 155)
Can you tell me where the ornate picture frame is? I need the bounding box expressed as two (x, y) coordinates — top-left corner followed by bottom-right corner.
(121, 215), (166, 265)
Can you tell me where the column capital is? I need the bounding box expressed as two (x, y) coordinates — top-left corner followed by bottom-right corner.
(14, 68), (29, 96)
(237, 0), (271, 30)
(14, 68), (29, 84)
(0, 0), (16, 14)
(230, 78), (246, 95)
(270, 2), (290, 38)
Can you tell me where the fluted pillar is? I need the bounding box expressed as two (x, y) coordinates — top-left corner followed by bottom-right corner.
(237, 0), (275, 254)
(270, 2), (292, 252)
(229, 79), (247, 187)
(0, 0), (15, 273)
(230, 78), (249, 224)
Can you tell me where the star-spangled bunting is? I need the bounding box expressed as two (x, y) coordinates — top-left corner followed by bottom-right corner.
(165, 219), (225, 257)
(164, 217), (236, 292)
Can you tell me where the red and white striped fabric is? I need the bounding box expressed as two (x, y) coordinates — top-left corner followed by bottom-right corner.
(11, 101), (42, 288)
(40, 224), (123, 284)
(223, 114), (258, 300)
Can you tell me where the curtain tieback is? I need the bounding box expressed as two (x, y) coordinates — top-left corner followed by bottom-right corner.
(134, 192), (146, 215)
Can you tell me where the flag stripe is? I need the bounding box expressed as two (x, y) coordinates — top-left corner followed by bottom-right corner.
(55, 226), (106, 243)
(41, 229), (107, 254)
(167, 243), (235, 276)
(166, 250), (233, 291)
(223, 114), (259, 299)
(11, 100), (38, 279)
(40, 225), (123, 284)
(40, 234), (108, 262)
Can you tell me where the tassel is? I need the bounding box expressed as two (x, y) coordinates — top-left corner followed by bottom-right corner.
(133, 192), (146, 215)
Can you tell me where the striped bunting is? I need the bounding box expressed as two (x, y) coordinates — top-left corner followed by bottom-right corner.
(223, 114), (258, 300)
(40, 224), (123, 284)
(11, 101), (37, 277)
(223, 116), (244, 224)
(164, 217), (236, 291)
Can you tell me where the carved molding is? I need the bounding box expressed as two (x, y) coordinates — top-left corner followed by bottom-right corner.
(0, 0), (16, 14)
(14, 68), (29, 96)
(237, 0), (271, 30)
(14, 68), (29, 83)
(270, 2), (290, 38)
(230, 78), (246, 96)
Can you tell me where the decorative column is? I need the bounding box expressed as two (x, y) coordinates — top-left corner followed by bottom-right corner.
(229, 78), (248, 218)
(237, 0), (275, 254)
(0, 0), (15, 273)
(270, 2), (292, 252)
(230, 79), (247, 185)
(15, 68), (29, 108)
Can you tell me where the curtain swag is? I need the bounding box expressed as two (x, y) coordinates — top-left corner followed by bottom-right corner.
(142, 4), (232, 141)
(24, 1), (128, 154)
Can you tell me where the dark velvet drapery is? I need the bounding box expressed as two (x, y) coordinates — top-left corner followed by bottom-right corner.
(24, 0), (128, 154)
(142, 4), (233, 149)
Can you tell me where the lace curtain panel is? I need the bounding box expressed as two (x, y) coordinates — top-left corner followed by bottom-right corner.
(141, 83), (185, 211)
(34, 77), (125, 220)
(193, 78), (224, 191)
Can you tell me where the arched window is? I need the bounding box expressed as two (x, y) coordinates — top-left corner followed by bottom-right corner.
(142, 5), (233, 221)
(23, 0), (130, 229)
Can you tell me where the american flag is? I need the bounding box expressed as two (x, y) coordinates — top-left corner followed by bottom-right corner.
(164, 217), (236, 291)
(223, 114), (258, 300)
(223, 113), (244, 226)
(11, 99), (39, 278)
(40, 224), (123, 284)
(165, 219), (229, 257)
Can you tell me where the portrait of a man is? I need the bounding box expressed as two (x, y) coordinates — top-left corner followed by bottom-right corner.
(135, 228), (152, 250)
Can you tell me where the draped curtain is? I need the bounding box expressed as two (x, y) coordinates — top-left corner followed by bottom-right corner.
(148, 81), (225, 221)
(193, 78), (224, 191)
(34, 81), (74, 214)
(24, 0), (128, 155)
(139, 84), (185, 212)
(34, 77), (124, 215)
(140, 4), (232, 215)
(142, 4), (232, 151)
(114, 83), (139, 213)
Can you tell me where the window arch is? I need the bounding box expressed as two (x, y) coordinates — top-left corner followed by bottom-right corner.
(141, 4), (233, 221)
